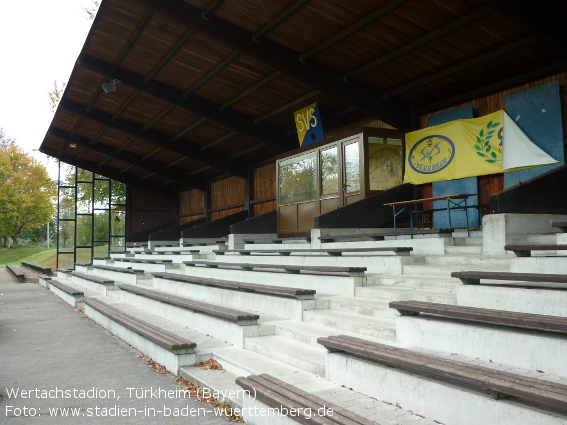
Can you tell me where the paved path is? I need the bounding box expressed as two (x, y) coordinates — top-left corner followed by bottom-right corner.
(0, 269), (228, 424)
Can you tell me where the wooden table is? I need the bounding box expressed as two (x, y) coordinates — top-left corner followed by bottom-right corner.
(385, 194), (476, 237)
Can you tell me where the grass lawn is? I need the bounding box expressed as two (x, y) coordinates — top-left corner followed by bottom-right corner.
(0, 247), (57, 269)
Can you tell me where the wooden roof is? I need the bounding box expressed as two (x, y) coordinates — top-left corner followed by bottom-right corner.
(40, 0), (567, 193)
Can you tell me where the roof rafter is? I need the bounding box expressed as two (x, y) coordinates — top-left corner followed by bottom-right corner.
(48, 128), (207, 190)
(77, 54), (298, 152)
(58, 98), (249, 178)
(130, 0), (412, 130)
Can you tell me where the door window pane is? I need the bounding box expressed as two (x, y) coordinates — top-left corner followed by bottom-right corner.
(344, 143), (360, 193)
(321, 147), (339, 196)
(278, 152), (316, 204)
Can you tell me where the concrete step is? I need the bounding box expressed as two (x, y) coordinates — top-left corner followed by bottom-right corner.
(302, 309), (396, 340)
(245, 335), (326, 376)
(356, 285), (457, 304)
(403, 264), (508, 277)
(328, 296), (397, 318)
(367, 274), (460, 290)
(526, 233), (560, 244)
(444, 245), (483, 255)
(179, 365), (246, 409)
(421, 254), (511, 266)
(453, 236), (484, 246)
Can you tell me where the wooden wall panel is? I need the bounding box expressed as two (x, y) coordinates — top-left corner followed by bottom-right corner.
(211, 206), (245, 221)
(254, 200), (277, 216)
(253, 163), (277, 216)
(179, 189), (204, 223)
(325, 118), (395, 139)
(180, 214), (204, 224)
(210, 176), (245, 210)
(127, 185), (176, 235)
(418, 71), (567, 203)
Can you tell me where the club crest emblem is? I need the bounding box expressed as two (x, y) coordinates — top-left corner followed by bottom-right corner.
(408, 135), (455, 174)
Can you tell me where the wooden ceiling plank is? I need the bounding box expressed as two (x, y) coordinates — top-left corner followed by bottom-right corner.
(117, 136), (137, 152)
(385, 35), (537, 98)
(190, 165), (212, 175)
(344, 5), (493, 81)
(253, 0), (313, 41)
(228, 142), (265, 159)
(201, 130), (238, 151)
(182, 50), (240, 97)
(77, 54), (298, 151)
(201, 0), (227, 20)
(145, 29), (196, 82)
(48, 127), (206, 190)
(485, 0), (567, 59)
(220, 70), (282, 110)
(130, 0), (411, 130)
(300, 0), (411, 62)
(173, 117), (207, 140)
(255, 90), (319, 123)
(112, 90), (141, 120)
(113, 8), (155, 70)
(58, 98), (248, 177)
(415, 59), (567, 114)
(142, 104), (176, 130)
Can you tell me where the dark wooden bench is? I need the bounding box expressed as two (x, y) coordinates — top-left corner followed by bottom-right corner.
(70, 271), (115, 286)
(92, 265), (145, 274)
(152, 272), (316, 300)
(213, 247), (412, 257)
(93, 256), (111, 260)
(504, 244), (567, 257)
(117, 284), (259, 324)
(21, 261), (52, 276)
(552, 222), (567, 232)
(236, 374), (378, 425)
(183, 260), (366, 276)
(451, 271), (567, 289)
(272, 237), (311, 244)
(114, 258), (173, 264)
(6, 264), (26, 283)
(182, 238), (227, 246)
(38, 274), (52, 281)
(84, 297), (196, 352)
(389, 300), (567, 334)
(57, 268), (73, 274)
(317, 334), (567, 411)
(49, 280), (84, 296)
(319, 228), (451, 243)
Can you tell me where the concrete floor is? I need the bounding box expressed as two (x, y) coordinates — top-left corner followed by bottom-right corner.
(0, 268), (228, 424)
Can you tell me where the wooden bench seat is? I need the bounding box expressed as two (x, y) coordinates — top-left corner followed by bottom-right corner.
(49, 280), (84, 296)
(114, 258), (173, 264)
(152, 272), (316, 300)
(272, 237), (311, 244)
(317, 334), (567, 411)
(183, 260), (366, 276)
(236, 373), (378, 425)
(21, 261), (52, 276)
(6, 264), (26, 282)
(389, 300), (567, 334)
(182, 238), (227, 246)
(451, 271), (567, 289)
(70, 271), (115, 285)
(319, 228), (451, 242)
(92, 265), (145, 274)
(214, 247), (412, 257)
(552, 222), (567, 232)
(38, 274), (52, 281)
(84, 297), (196, 352)
(504, 244), (567, 257)
(117, 283), (260, 324)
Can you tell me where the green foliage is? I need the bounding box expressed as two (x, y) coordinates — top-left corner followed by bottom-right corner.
(474, 121), (501, 164)
(0, 144), (56, 247)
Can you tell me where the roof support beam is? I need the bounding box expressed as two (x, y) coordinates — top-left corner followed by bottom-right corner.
(201, 0), (226, 19)
(58, 98), (248, 178)
(255, 90), (320, 123)
(415, 60), (567, 115)
(253, 0), (312, 41)
(484, 0), (567, 59)
(182, 50), (239, 97)
(220, 71), (281, 111)
(131, 0), (412, 130)
(344, 5), (493, 80)
(145, 29), (195, 83)
(384, 36), (537, 98)
(77, 54), (298, 151)
(201, 130), (237, 151)
(113, 9), (154, 70)
(300, 0), (410, 61)
(48, 128), (207, 190)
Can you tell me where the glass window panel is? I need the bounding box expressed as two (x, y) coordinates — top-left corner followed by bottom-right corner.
(77, 183), (93, 213)
(94, 211), (110, 241)
(320, 147), (339, 196)
(77, 168), (93, 182)
(60, 164), (75, 186)
(111, 209), (126, 236)
(58, 188), (75, 219)
(57, 253), (75, 269)
(76, 215), (93, 246)
(278, 151), (316, 204)
(343, 143), (360, 193)
(110, 237), (125, 252)
(95, 173), (108, 179)
(76, 248), (92, 264)
(58, 221), (75, 251)
(111, 180), (126, 204)
(93, 242), (109, 258)
(94, 180), (109, 209)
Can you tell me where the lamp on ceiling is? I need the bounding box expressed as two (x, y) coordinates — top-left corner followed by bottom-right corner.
(102, 79), (120, 93)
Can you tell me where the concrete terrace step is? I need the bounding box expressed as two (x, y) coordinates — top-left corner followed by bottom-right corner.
(367, 274), (460, 290)
(245, 335), (326, 376)
(403, 263), (509, 277)
(444, 245), (484, 255)
(419, 254), (511, 266)
(328, 296), (397, 318)
(356, 285), (457, 304)
(302, 309), (396, 340)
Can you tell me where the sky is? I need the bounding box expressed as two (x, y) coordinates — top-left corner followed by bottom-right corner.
(0, 1), (96, 178)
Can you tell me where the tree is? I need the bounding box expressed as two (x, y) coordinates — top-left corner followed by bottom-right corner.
(82, 0), (100, 20)
(0, 144), (56, 247)
(47, 80), (66, 112)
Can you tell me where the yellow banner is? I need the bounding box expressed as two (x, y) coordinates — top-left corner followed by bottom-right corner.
(403, 110), (504, 184)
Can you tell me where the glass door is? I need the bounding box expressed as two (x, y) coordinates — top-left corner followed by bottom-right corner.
(341, 137), (362, 205)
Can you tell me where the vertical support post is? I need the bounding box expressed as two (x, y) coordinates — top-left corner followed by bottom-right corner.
(203, 185), (210, 223)
(246, 166), (254, 219)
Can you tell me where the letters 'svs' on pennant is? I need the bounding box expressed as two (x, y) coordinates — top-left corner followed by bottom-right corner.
(294, 102), (324, 148)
